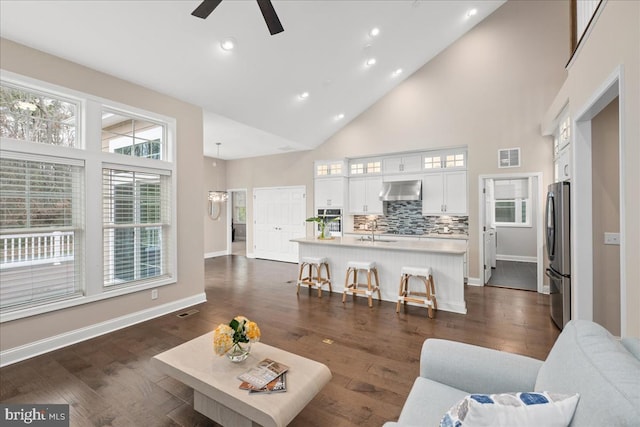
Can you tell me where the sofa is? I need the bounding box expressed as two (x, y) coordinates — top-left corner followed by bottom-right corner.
(384, 320), (640, 426)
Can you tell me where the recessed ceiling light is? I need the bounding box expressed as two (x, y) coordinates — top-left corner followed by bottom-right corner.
(369, 27), (380, 38)
(335, 113), (345, 121)
(391, 68), (403, 77)
(365, 58), (377, 67)
(298, 91), (310, 100)
(220, 38), (236, 51)
(466, 8), (478, 18)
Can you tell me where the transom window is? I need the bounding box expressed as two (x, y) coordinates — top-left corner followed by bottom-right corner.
(316, 164), (329, 176)
(350, 163), (364, 175)
(446, 153), (465, 168)
(102, 110), (164, 160)
(0, 83), (79, 148)
(367, 161), (381, 173)
(329, 163), (342, 175)
(424, 156), (442, 169)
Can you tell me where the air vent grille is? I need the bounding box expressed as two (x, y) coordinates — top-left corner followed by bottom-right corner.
(498, 148), (521, 168)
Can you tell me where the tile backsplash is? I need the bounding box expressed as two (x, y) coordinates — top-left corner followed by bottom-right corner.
(353, 200), (468, 236)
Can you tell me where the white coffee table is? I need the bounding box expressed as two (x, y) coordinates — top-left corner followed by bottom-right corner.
(152, 332), (332, 427)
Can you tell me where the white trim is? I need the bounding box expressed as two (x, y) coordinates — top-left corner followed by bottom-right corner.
(246, 252), (256, 259)
(496, 254), (537, 263)
(204, 250), (228, 259)
(0, 292), (206, 367)
(478, 172), (544, 292)
(225, 188), (248, 257)
(572, 65), (625, 334)
(466, 276), (483, 286)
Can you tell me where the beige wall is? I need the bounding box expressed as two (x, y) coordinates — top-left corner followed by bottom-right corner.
(204, 156), (229, 255)
(564, 0), (639, 337)
(591, 98), (620, 336)
(0, 39), (205, 351)
(227, 0), (568, 277)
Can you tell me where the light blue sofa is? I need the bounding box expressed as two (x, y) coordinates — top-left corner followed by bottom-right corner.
(384, 320), (640, 426)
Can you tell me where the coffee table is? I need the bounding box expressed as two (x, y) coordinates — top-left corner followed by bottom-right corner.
(152, 332), (332, 427)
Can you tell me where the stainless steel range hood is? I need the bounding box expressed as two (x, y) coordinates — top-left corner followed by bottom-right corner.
(379, 180), (422, 201)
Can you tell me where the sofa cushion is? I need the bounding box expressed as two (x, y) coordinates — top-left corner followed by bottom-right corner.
(395, 376), (468, 426)
(439, 391), (579, 427)
(535, 320), (640, 426)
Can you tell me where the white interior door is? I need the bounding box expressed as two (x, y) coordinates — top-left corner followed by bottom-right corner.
(253, 186), (306, 263)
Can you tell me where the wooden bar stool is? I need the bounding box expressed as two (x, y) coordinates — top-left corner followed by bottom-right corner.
(396, 266), (437, 318)
(342, 261), (381, 307)
(297, 257), (332, 297)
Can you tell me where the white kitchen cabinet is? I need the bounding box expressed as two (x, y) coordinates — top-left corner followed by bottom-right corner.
(314, 177), (345, 208)
(348, 176), (383, 214)
(422, 171), (467, 215)
(315, 160), (346, 177)
(383, 155), (422, 174)
(554, 145), (571, 182)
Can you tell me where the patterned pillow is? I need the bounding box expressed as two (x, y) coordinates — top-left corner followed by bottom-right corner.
(440, 391), (579, 427)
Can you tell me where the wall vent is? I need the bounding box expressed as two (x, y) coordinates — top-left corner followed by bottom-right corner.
(498, 148), (521, 168)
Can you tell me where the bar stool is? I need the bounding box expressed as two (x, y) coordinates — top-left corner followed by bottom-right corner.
(297, 257), (332, 297)
(396, 266), (437, 318)
(342, 261), (381, 307)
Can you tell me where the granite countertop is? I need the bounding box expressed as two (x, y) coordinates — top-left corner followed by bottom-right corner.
(291, 236), (467, 255)
(344, 231), (468, 240)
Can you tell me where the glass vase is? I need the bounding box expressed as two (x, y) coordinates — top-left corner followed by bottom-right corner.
(226, 342), (251, 362)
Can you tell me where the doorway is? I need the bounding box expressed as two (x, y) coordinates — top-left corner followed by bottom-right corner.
(572, 68), (624, 335)
(226, 189), (247, 256)
(478, 173), (544, 292)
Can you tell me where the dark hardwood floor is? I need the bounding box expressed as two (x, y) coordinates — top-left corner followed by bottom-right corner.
(0, 256), (560, 426)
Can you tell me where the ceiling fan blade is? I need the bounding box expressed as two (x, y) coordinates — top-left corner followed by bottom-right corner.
(191, 0), (223, 19)
(256, 0), (284, 35)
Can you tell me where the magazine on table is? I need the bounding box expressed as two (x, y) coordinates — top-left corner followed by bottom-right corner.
(239, 372), (287, 393)
(237, 358), (289, 389)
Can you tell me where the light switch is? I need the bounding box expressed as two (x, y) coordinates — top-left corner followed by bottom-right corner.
(604, 232), (620, 245)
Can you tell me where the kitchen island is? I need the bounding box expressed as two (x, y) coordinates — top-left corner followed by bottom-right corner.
(291, 236), (467, 314)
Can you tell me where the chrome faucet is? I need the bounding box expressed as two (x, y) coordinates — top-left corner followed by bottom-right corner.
(370, 219), (378, 242)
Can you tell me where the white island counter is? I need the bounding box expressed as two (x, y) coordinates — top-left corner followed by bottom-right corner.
(291, 236), (467, 314)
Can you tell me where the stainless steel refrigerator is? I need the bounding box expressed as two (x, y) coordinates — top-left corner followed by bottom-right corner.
(545, 181), (571, 329)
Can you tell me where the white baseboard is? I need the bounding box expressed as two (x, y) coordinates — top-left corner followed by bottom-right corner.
(246, 252), (256, 259)
(204, 250), (228, 259)
(0, 292), (207, 368)
(496, 254), (537, 263)
(467, 277), (484, 286)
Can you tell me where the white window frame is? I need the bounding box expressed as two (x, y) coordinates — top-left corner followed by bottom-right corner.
(493, 177), (532, 228)
(0, 70), (177, 323)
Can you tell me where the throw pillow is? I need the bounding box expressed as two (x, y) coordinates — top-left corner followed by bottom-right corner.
(440, 391), (579, 427)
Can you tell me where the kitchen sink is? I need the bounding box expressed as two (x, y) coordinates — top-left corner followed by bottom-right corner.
(357, 236), (396, 243)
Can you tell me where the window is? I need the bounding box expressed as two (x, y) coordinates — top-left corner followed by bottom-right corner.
(102, 110), (164, 159)
(1, 76), (175, 321)
(424, 150), (465, 169)
(0, 154), (84, 311)
(329, 163), (342, 175)
(102, 168), (171, 287)
(493, 178), (531, 227)
(316, 164), (329, 176)
(1, 83), (79, 148)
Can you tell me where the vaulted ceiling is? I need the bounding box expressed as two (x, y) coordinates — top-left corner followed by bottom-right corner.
(0, 0), (505, 159)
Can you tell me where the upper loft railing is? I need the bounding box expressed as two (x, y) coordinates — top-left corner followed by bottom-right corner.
(569, 0), (603, 63)
(0, 231), (74, 269)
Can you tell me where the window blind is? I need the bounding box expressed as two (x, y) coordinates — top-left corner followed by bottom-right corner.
(0, 155), (84, 310)
(493, 178), (529, 200)
(102, 168), (171, 288)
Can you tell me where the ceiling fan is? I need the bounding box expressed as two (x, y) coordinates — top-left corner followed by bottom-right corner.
(191, 0), (284, 36)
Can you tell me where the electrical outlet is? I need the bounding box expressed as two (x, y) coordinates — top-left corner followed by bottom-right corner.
(151, 289), (158, 300)
(604, 232), (620, 245)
